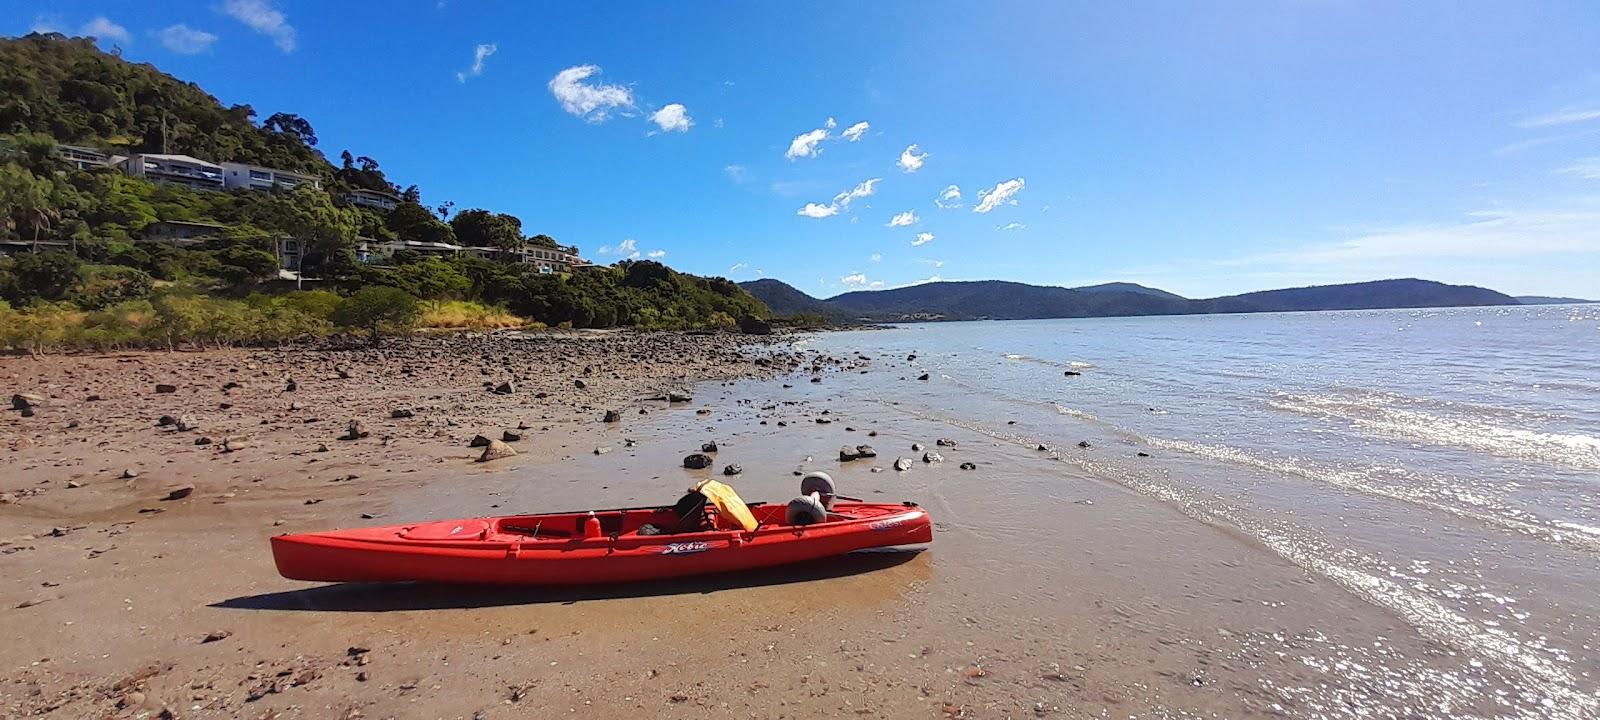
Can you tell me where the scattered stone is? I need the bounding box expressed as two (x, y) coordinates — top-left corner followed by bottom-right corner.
(839, 446), (861, 462)
(603, 410), (621, 423)
(1063, 370), (1082, 376)
(810, 377), (822, 383)
(1077, 440), (1091, 448)
(502, 430), (523, 442)
(200, 630), (232, 643)
(288, 401), (304, 411)
(1037, 444), (1051, 452)
(918, 373), (930, 381)
(682, 453), (714, 470)
(340, 421), (370, 441)
(701, 441), (719, 453)
(163, 485), (195, 501)
(66, 480), (84, 489)
(336, 365), (353, 379)
(469, 434), (493, 448)
(285, 378), (298, 392)
(120, 468), (139, 479)
(573, 379), (587, 389)
(722, 464), (742, 476)
(594, 446), (611, 455)
(315, 443), (330, 453)
(1137, 451), (1150, 457)
(960, 462), (977, 470)
(478, 440), (517, 462)
(493, 381), (516, 395)
(154, 384), (177, 394)
(175, 416), (199, 432)
(936, 438), (957, 447)
(893, 457), (913, 472)
(390, 408), (414, 419)
(221, 437), (250, 453)
(911, 442), (924, 452)
(922, 452), (944, 464)
(157, 415), (177, 427)
(11, 393), (44, 410)
(194, 436), (212, 446)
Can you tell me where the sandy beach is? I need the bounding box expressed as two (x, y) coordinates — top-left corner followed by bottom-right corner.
(3, 326), (1587, 719)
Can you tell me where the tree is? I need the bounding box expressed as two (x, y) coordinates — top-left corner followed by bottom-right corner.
(10, 251), (81, 302)
(450, 209), (523, 255)
(262, 112), (318, 146)
(332, 286), (420, 345)
(385, 201), (454, 246)
(252, 186), (357, 276)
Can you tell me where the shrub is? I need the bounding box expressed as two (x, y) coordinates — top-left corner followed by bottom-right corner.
(418, 300), (524, 330)
(72, 264), (154, 309)
(332, 286), (420, 345)
(10, 251), (82, 302)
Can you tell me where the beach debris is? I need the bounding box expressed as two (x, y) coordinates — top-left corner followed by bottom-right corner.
(893, 457), (913, 471)
(469, 434), (492, 447)
(594, 446), (611, 455)
(163, 485), (195, 501)
(723, 464), (743, 476)
(493, 380), (516, 395)
(701, 441), (719, 453)
(478, 439), (517, 462)
(682, 453), (714, 470)
(340, 420), (370, 441)
(502, 430), (523, 442)
(154, 384), (177, 394)
(603, 409), (621, 423)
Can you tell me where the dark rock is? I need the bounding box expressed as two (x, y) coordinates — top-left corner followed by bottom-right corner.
(502, 430), (523, 442)
(11, 393), (44, 410)
(493, 381), (515, 395)
(194, 436), (212, 445)
(839, 446), (861, 462)
(573, 379), (587, 389)
(682, 453), (714, 470)
(157, 415), (177, 427)
(163, 485), (195, 501)
(340, 421), (369, 441)
(918, 373), (930, 381)
(701, 441), (719, 453)
(1137, 451), (1150, 457)
(154, 384), (177, 394)
(854, 445), (877, 458)
(922, 451), (944, 464)
(390, 408), (414, 419)
(200, 630), (232, 643)
(1063, 370), (1082, 376)
(959, 462), (977, 470)
(737, 316), (773, 335)
(936, 438), (957, 447)
(603, 410), (621, 423)
(469, 434), (492, 447)
(284, 378), (298, 392)
(723, 464), (743, 476)
(893, 457), (913, 471)
(1077, 440), (1091, 448)
(810, 377), (822, 383)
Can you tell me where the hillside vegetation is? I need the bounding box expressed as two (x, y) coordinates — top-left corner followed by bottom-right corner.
(0, 33), (768, 351)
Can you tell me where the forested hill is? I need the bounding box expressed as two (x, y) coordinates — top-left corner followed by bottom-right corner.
(741, 278), (1523, 322)
(1, 33), (327, 173)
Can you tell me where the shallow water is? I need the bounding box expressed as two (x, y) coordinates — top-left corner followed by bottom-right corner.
(796, 305), (1600, 718)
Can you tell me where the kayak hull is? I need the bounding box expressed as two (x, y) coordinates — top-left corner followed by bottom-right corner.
(271, 502), (932, 585)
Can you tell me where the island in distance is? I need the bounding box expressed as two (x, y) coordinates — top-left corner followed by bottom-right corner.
(741, 277), (1595, 323)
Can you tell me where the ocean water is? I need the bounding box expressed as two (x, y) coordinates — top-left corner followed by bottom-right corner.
(802, 305), (1600, 718)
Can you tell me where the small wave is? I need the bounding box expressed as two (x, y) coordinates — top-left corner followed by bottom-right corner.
(1269, 391), (1600, 470)
(1002, 352), (1093, 370)
(1051, 403), (1099, 421)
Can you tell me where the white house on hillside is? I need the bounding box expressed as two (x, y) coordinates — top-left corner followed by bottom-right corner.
(119, 154), (224, 191)
(221, 162), (322, 192)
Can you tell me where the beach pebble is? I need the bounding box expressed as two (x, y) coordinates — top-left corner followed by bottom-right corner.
(911, 443), (924, 452)
(918, 373), (930, 381)
(1078, 440), (1091, 448)
(893, 457), (913, 471)
(722, 464), (742, 476)
(390, 408), (415, 419)
(154, 384), (177, 394)
(936, 438), (957, 447)
(701, 441), (719, 453)
(120, 468), (139, 479)
(502, 430), (523, 442)
(493, 381), (516, 394)
(603, 410), (621, 423)
(340, 420), (369, 441)
(11, 393), (43, 410)
(163, 485), (195, 501)
(574, 379), (587, 389)
(682, 453), (713, 469)
(478, 439), (517, 462)
(922, 452), (944, 464)
(960, 462), (977, 470)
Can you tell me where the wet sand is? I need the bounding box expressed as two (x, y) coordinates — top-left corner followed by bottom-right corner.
(1, 335), (1554, 718)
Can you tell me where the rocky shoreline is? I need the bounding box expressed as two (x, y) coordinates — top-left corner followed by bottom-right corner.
(0, 330), (813, 718)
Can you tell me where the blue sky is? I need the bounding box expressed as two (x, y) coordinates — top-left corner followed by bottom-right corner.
(10, 1), (1600, 298)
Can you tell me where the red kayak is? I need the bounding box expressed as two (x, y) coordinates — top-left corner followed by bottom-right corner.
(271, 500), (932, 585)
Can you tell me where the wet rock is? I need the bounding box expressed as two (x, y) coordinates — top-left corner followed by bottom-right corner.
(603, 410), (621, 423)
(682, 453), (714, 470)
(1077, 440), (1091, 448)
(936, 438), (957, 447)
(839, 446), (861, 461)
(390, 408), (414, 419)
(1063, 370), (1082, 376)
(594, 446), (611, 455)
(1137, 451), (1150, 457)
(155, 384), (177, 394)
(200, 630), (232, 643)
(1037, 444), (1051, 452)
(478, 439), (517, 462)
(493, 381), (516, 395)
(11, 393), (43, 410)
(893, 457), (913, 472)
(723, 464), (743, 476)
(340, 420), (370, 441)
(922, 451), (944, 464)
(960, 462), (977, 470)
(502, 430), (523, 442)
(163, 485), (195, 501)
(469, 434), (492, 448)
(738, 316), (772, 335)
(918, 373), (930, 381)
(854, 445), (877, 458)
(701, 441), (719, 453)
(194, 436), (212, 446)
(911, 443), (924, 452)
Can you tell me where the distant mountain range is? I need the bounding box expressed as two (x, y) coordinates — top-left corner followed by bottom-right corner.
(740, 278), (1593, 323)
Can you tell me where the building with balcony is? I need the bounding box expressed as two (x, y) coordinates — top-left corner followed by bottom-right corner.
(138, 219), (228, 247)
(348, 188), (401, 211)
(221, 162), (321, 192)
(56, 144), (122, 171)
(119, 154), (225, 192)
(356, 238), (465, 263)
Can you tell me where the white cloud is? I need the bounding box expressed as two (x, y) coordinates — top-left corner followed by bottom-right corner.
(549, 65), (635, 122)
(915, 258), (945, 268)
(840, 273), (868, 287)
(825, 117), (838, 129)
(455, 42), (498, 83)
(647, 249), (667, 258)
(870, 253), (882, 262)
(973, 178), (1026, 213)
(29, 15), (64, 34)
(832, 178), (881, 208)
(887, 210), (918, 227)
(797, 203), (840, 219)
(1560, 157), (1600, 180)
(82, 16), (130, 45)
(786, 126), (830, 160)
(912, 232), (934, 246)
(221, 0), (296, 53)
(650, 103), (693, 133)
(1518, 108), (1600, 129)
(724, 165), (749, 183)
(599, 238), (641, 258)
(841, 121), (870, 142)
(729, 262), (749, 273)
(897, 144), (928, 173)
(935, 184), (962, 209)
(998, 221), (1026, 231)
(158, 24), (218, 54)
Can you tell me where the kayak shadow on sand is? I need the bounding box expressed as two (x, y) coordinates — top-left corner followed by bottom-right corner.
(212, 548), (925, 612)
